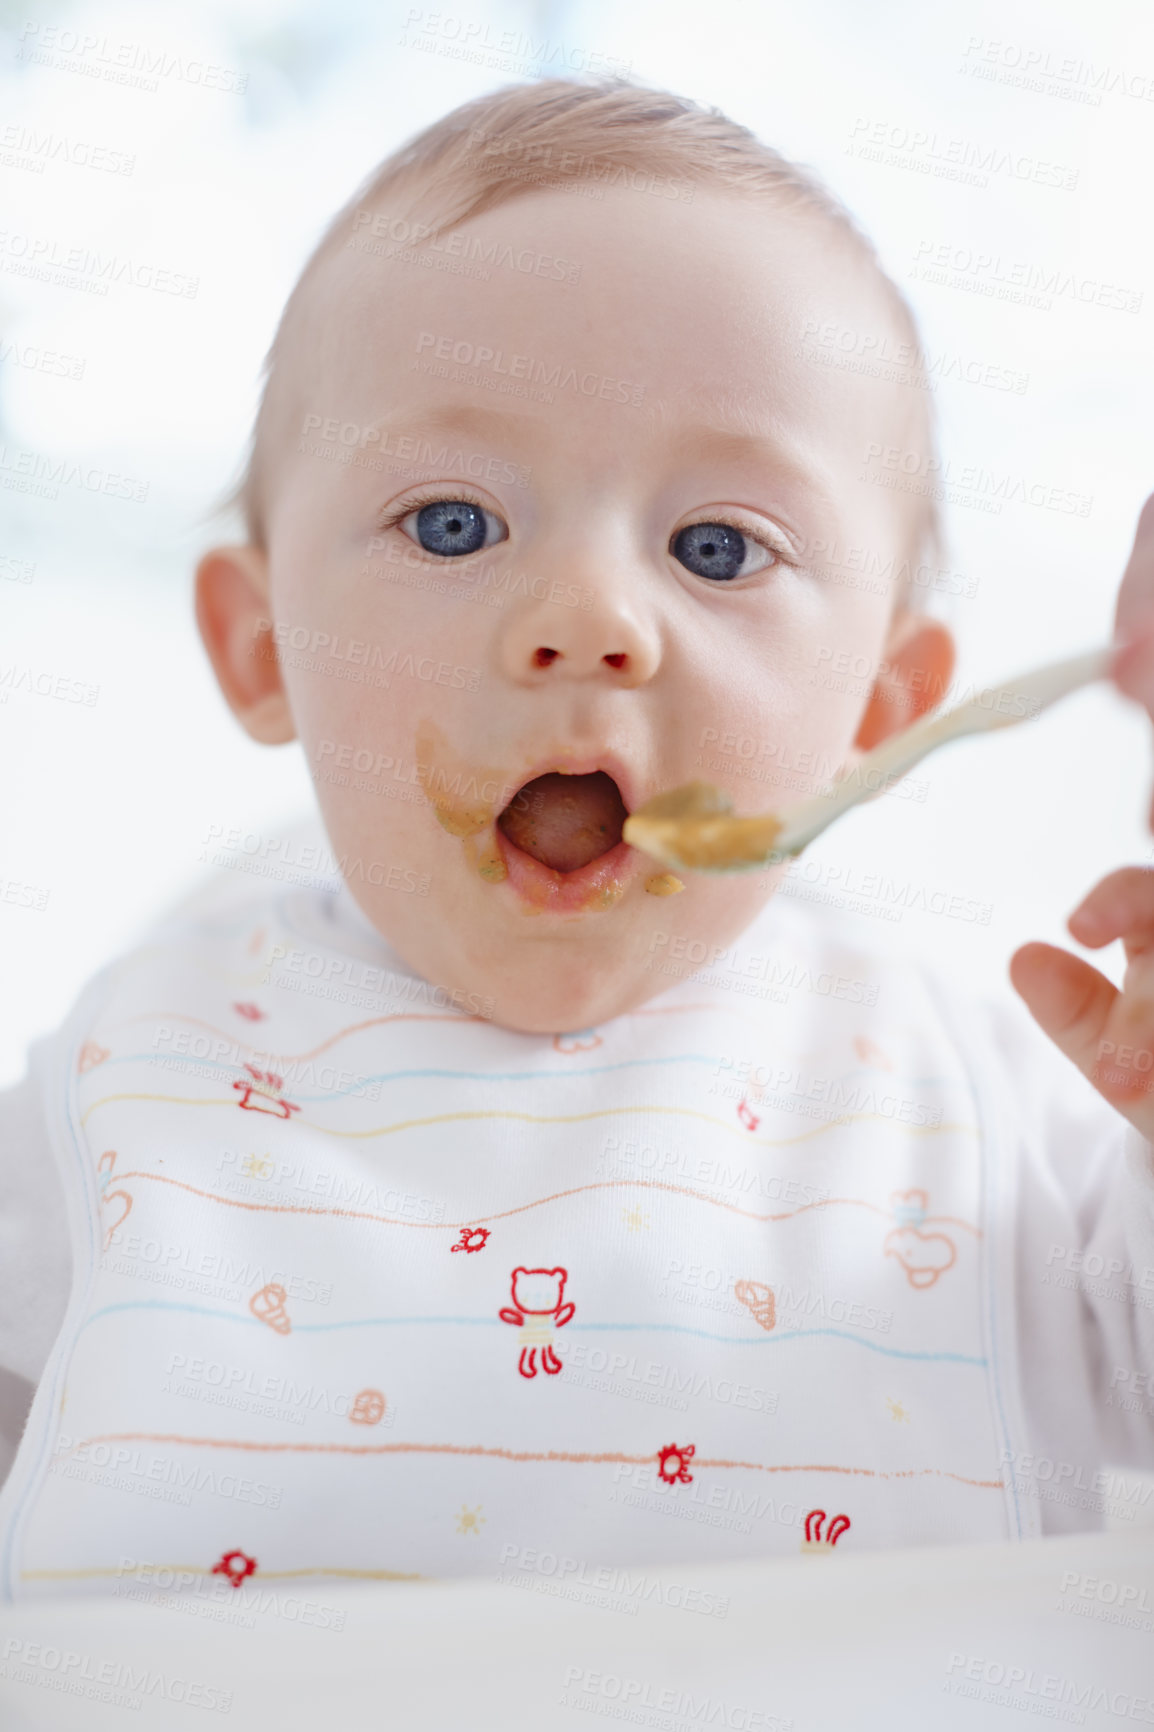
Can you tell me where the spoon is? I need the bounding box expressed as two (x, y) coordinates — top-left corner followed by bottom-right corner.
(621, 644), (1115, 874)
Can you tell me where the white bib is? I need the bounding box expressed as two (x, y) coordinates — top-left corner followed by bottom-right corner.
(0, 880), (1034, 1602)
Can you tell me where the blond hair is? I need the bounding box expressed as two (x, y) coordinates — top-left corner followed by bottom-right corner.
(226, 74), (944, 597)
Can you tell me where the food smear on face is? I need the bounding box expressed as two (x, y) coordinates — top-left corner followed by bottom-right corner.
(432, 803), (488, 838)
(414, 717), (510, 841)
(459, 826), (518, 895)
(644, 873), (685, 896)
(476, 844), (508, 883)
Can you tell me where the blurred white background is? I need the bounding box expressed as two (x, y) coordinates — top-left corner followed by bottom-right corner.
(2, 0), (1153, 1084)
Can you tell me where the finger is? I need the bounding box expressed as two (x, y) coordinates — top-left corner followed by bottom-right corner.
(1067, 866), (1154, 954)
(1010, 941), (1119, 1081)
(1115, 491), (1154, 641)
(1110, 616), (1154, 706)
(1012, 942), (1154, 1127)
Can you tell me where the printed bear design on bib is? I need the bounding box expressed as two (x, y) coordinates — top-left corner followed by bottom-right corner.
(499, 1267), (576, 1378)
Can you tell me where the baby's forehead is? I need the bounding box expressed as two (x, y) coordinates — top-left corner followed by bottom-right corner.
(268, 182), (928, 518)
(329, 181), (900, 335)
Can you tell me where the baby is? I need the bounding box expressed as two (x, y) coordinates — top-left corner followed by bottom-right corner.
(2, 76), (1152, 1604)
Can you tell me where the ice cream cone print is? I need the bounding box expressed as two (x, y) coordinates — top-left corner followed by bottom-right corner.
(734, 1279), (776, 1331)
(249, 1282), (291, 1335)
(349, 1389), (386, 1425)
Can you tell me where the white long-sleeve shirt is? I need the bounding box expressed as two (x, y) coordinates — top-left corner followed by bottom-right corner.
(1, 865), (1152, 1600)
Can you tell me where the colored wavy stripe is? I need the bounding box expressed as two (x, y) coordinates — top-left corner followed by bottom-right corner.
(58, 1431), (1004, 1490)
(117, 1007), (483, 1062)
(79, 1092), (978, 1151)
(77, 1300), (986, 1363)
(112, 997), (797, 1066)
(96, 1047), (970, 1111)
(113, 997), (967, 1079)
(92, 1168), (980, 1235)
(22, 1564), (422, 1582)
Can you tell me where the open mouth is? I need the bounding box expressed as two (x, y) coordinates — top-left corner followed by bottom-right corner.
(496, 770), (630, 874)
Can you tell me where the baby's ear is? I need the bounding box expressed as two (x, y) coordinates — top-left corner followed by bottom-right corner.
(194, 544), (296, 745)
(852, 609), (956, 753)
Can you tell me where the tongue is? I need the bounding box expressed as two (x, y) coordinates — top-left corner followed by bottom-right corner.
(498, 771), (628, 872)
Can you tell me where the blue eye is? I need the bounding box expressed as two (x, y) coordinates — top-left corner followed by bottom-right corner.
(399, 499), (506, 558)
(671, 521), (775, 582)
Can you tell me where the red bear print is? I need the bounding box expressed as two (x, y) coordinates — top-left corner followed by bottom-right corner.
(499, 1266), (576, 1378)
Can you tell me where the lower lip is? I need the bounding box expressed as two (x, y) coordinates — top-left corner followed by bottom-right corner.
(491, 822), (639, 913)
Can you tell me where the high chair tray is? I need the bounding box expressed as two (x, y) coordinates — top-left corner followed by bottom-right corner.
(2, 1526), (1151, 1730)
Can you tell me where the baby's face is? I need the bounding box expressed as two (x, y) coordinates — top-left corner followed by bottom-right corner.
(235, 184), (931, 1032)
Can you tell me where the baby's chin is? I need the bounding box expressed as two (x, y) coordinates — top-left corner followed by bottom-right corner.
(481, 963), (670, 1036)
(409, 867), (785, 1035)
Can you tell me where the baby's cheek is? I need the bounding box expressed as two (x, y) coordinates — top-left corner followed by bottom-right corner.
(286, 666), (366, 772)
(692, 684), (859, 810)
(289, 665), (347, 742)
(290, 673), (420, 843)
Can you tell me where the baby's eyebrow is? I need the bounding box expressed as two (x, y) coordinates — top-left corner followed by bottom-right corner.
(365, 397), (835, 509)
(364, 401), (535, 446)
(662, 419), (834, 499)
(642, 387), (837, 500)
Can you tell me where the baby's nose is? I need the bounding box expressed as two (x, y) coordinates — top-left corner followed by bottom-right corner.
(497, 590), (660, 687)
